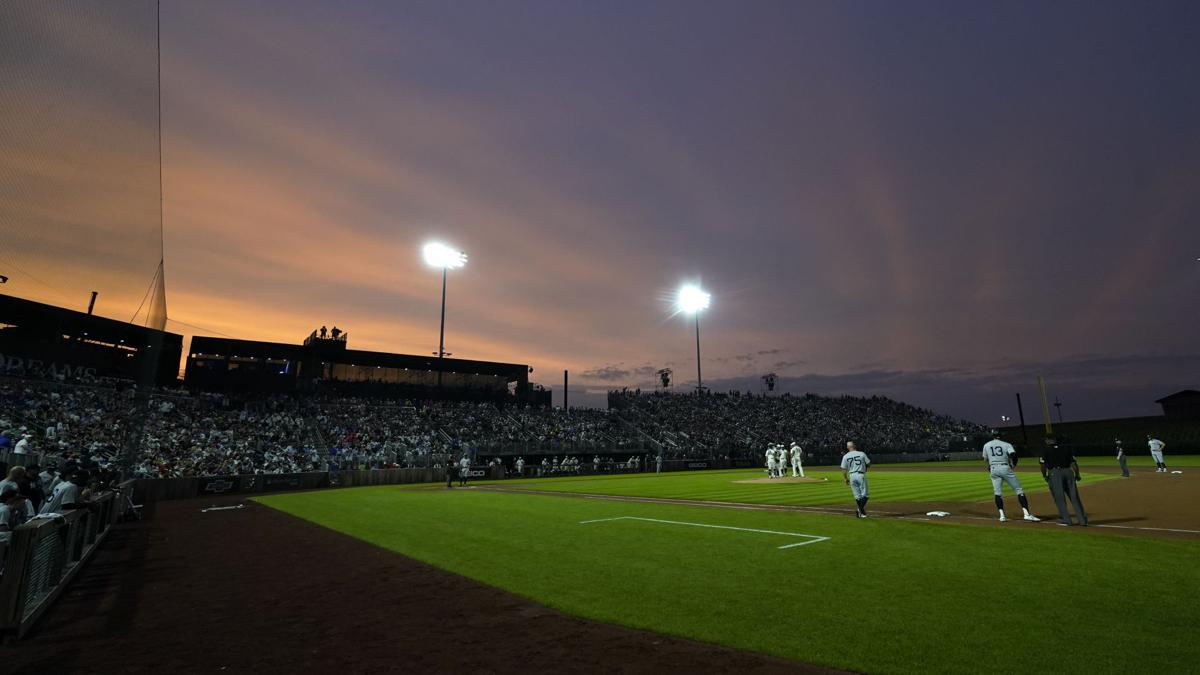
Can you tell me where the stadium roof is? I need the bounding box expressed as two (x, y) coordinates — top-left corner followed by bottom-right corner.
(1154, 390), (1200, 403)
(189, 335), (530, 380)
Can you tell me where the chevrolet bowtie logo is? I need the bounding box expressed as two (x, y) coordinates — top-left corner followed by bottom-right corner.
(204, 480), (234, 493)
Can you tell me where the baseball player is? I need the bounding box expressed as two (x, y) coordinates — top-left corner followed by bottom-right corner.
(765, 444), (776, 478)
(1115, 440), (1129, 477)
(1148, 435), (1167, 472)
(981, 431), (1040, 522)
(840, 441), (871, 518)
(515, 457), (525, 476)
(789, 442), (805, 478)
(656, 453), (663, 475)
(458, 455), (470, 486)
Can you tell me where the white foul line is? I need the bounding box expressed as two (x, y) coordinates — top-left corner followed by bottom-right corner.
(1092, 524), (1200, 534)
(580, 516), (830, 549)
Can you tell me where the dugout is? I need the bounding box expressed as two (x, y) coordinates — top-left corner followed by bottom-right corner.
(0, 293), (182, 385)
(185, 333), (546, 404)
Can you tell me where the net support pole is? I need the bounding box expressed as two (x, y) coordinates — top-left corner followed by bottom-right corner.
(1016, 392), (1029, 446)
(1037, 376), (1053, 436)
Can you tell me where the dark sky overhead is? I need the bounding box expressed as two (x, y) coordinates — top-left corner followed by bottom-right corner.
(3, 0), (1199, 422)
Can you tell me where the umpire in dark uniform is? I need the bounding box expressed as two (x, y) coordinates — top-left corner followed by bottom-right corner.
(1039, 436), (1087, 526)
(446, 461), (457, 489)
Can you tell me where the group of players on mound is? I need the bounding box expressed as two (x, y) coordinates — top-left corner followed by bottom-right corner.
(833, 432), (1170, 525)
(763, 442), (806, 478)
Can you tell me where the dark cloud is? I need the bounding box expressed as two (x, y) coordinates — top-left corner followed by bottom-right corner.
(579, 365), (631, 381)
(580, 363), (657, 382)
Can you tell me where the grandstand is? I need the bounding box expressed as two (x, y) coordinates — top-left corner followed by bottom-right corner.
(1, 374), (989, 483)
(0, 293), (182, 386)
(184, 333), (546, 405)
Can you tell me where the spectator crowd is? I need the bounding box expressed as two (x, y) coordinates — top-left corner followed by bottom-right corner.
(1, 379), (985, 485)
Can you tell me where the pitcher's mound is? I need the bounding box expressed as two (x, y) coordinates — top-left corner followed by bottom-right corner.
(734, 476), (827, 484)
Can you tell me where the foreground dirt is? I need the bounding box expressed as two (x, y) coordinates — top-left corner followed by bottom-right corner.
(0, 496), (844, 675)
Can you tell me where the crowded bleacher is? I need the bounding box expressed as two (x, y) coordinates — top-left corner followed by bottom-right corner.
(610, 390), (985, 457)
(0, 377), (987, 487)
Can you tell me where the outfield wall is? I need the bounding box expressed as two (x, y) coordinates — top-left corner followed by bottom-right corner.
(128, 467), (506, 503)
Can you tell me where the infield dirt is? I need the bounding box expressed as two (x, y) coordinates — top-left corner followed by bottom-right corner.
(878, 464), (1200, 536)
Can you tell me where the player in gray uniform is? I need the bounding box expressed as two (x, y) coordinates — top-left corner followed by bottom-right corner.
(1115, 440), (1129, 477)
(458, 455), (471, 486)
(981, 431), (1040, 522)
(789, 442), (805, 478)
(840, 441), (871, 518)
(1147, 435), (1167, 472)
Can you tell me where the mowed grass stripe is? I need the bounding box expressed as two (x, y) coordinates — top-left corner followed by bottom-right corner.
(489, 468), (1115, 507)
(256, 487), (1199, 675)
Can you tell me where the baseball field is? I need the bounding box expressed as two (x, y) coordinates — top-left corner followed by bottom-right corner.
(247, 460), (1198, 675)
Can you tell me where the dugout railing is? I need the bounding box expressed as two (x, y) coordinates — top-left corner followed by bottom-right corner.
(0, 488), (123, 639)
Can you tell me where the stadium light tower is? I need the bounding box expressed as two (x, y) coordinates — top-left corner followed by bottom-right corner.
(423, 242), (467, 385)
(676, 284), (711, 393)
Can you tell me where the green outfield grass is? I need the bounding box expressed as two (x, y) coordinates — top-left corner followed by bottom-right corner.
(489, 467), (1117, 507)
(257, 476), (1198, 675)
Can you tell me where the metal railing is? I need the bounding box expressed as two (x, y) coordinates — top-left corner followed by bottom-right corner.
(0, 489), (123, 638)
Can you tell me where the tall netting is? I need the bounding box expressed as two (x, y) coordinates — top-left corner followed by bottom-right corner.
(0, 0), (164, 324)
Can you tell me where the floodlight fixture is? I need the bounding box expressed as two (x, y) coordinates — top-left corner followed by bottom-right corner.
(423, 242), (468, 269)
(422, 241), (468, 387)
(675, 283), (712, 393)
(676, 284), (711, 314)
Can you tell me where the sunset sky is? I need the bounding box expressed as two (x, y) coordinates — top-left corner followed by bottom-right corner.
(2, 0), (1199, 421)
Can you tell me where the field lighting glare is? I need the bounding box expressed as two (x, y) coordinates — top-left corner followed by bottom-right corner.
(677, 285), (711, 314)
(420, 240), (469, 387)
(422, 242), (467, 269)
(675, 283), (712, 393)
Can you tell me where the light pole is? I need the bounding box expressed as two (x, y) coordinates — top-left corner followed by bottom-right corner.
(422, 242), (467, 387)
(676, 284), (711, 394)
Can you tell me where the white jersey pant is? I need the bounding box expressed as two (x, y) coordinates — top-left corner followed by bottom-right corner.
(791, 459), (804, 477)
(989, 466), (1024, 496)
(849, 473), (868, 500)
(1151, 450), (1164, 464)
